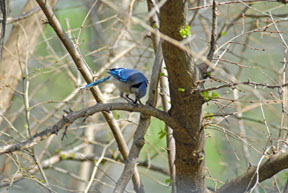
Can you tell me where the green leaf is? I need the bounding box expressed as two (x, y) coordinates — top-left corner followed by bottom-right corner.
(205, 112), (214, 116)
(178, 88), (185, 92)
(205, 112), (214, 120)
(153, 23), (158, 29)
(101, 160), (106, 166)
(179, 25), (191, 38)
(160, 72), (165, 77)
(165, 178), (171, 184)
(220, 31), (227, 36)
(200, 91), (210, 101)
(60, 154), (67, 159)
(211, 92), (220, 99)
(201, 91), (220, 101)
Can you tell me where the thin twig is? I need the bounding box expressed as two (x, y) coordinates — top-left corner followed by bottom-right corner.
(6, 7), (40, 24)
(84, 139), (114, 193)
(249, 146), (271, 193)
(189, 0), (275, 10)
(17, 21), (52, 191)
(196, 80), (288, 93)
(269, 11), (288, 50)
(147, 1), (176, 191)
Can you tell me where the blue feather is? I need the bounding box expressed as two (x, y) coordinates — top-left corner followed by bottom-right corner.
(79, 68), (148, 104)
(79, 76), (111, 89)
(108, 68), (144, 82)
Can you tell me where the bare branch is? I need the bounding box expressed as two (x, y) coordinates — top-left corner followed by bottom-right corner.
(0, 149), (170, 188)
(6, 8), (41, 24)
(196, 80), (288, 93)
(200, 0), (218, 77)
(189, 0), (276, 10)
(207, 0), (217, 62)
(0, 103), (179, 155)
(217, 150), (288, 193)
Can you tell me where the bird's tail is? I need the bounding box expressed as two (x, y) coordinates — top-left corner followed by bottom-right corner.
(79, 76), (111, 89)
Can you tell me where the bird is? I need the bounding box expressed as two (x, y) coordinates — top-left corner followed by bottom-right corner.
(80, 68), (148, 104)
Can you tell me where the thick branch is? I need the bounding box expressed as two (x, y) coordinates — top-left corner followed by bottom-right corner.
(217, 151), (288, 193)
(0, 103), (179, 155)
(160, 0), (205, 192)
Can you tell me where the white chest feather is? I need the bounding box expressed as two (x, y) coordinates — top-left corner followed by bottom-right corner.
(112, 78), (132, 94)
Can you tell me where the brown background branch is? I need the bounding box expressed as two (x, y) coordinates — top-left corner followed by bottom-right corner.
(217, 150), (288, 193)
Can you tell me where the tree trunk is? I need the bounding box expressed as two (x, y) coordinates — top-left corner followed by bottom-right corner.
(160, 0), (206, 192)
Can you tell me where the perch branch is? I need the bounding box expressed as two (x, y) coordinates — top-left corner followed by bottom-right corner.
(0, 103), (179, 155)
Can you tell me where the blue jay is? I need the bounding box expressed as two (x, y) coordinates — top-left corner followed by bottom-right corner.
(80, 68), (148, 104)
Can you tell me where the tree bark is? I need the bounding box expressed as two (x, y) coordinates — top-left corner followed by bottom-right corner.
(160, 0), (206, 192)
(0, 0), (58, 124)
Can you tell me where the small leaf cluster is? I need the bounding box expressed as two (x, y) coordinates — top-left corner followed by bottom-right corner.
(200, 91), (220, 101)
(204, 112), (214, 120)
(179, 25), (191, 38)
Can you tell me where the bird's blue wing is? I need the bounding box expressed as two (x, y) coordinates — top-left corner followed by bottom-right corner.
(108, 68), (141, 82)
(126, 72), (148, 85)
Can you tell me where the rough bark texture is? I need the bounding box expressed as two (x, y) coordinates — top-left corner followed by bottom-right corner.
(0, 0), (6, 60)
(0, 0), (57, 123)
(160, 0), (205, 192)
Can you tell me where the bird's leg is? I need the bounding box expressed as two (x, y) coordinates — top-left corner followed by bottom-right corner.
(120, 93), (134, 103)
(126, 94), (136, 103)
